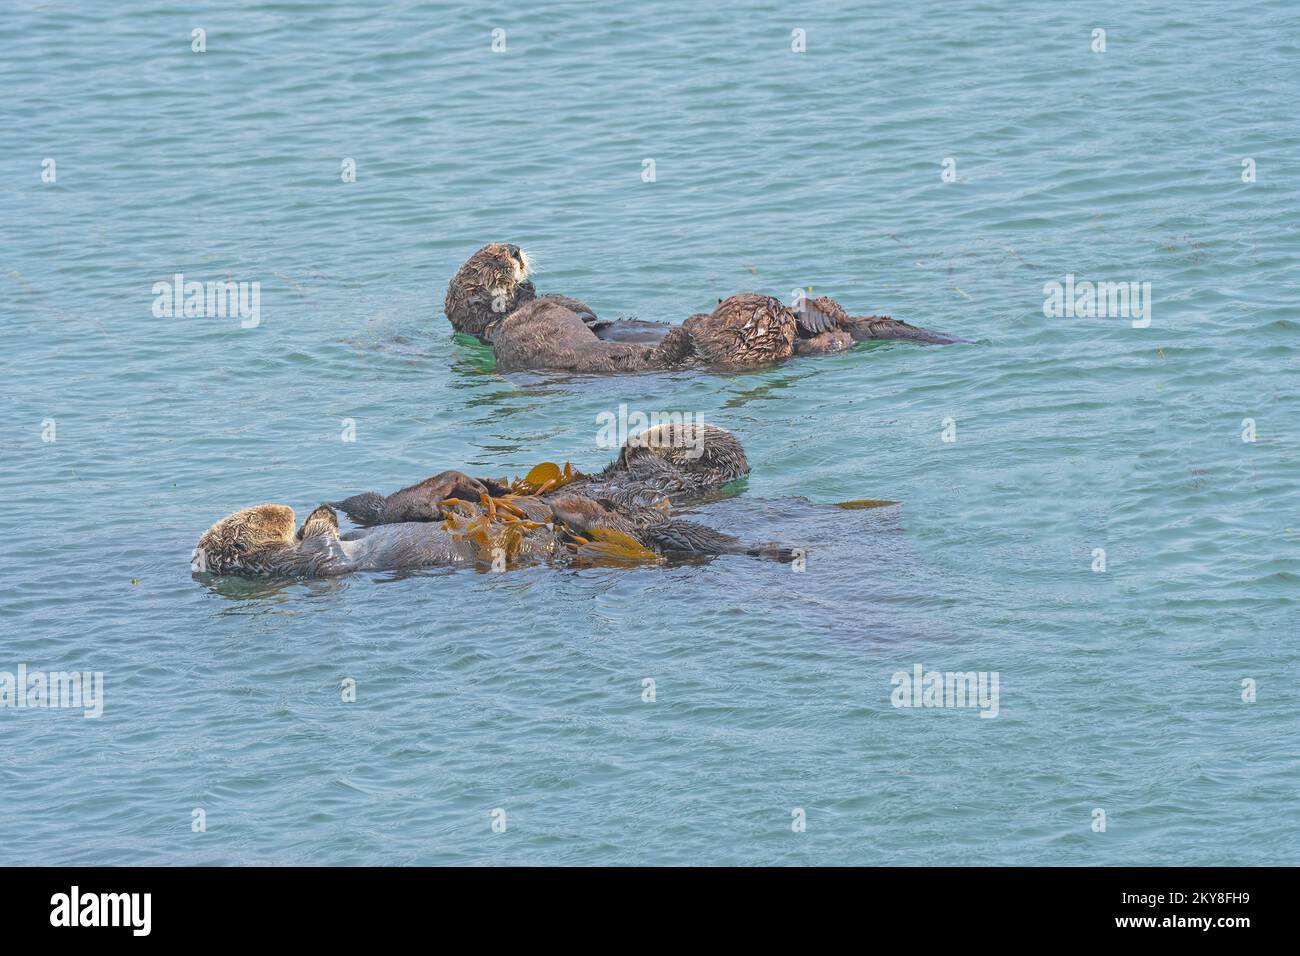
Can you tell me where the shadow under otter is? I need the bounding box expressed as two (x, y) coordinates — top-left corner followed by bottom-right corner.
(192, 424), (794, 581)
(444, 243), (967, 374)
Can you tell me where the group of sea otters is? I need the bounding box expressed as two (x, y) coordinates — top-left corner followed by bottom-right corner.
(193, 244), (964, 580)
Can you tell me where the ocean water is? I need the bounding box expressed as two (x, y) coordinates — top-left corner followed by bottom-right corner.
(2, 0), (1298, 866)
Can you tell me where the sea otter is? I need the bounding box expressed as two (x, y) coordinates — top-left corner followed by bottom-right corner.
(195, 424), (786, 580)
(332, 422), (748, 527)
(564, 420), (750, 501)
(191, 501), (551, 578)
(444, 244), (966, 373)
(445, 242), (668, 345)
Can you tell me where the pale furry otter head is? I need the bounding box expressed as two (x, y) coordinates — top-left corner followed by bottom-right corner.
(683, 294), (797, 368)
(546, 493), (633, 537)
(193, 504), (298, 575)
(546, 489), (671, 537)
(616, 423), (749, 487)
(444, 243), (536, 338)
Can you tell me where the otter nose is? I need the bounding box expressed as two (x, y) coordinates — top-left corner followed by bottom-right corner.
(507, 243), (521, 257)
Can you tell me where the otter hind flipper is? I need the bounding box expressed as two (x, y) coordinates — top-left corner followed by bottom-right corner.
(475, 475), (512, 497)
(796, 299), (839, 336)
(330, 492), (386, 527)
(383, 471), (489, 523)
(334, 472), (492, 528)
(298, 505), (341, 541)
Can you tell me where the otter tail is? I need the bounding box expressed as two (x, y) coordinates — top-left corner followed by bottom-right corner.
(640, 520), (740, 556)
(641, 521), (797, 563)
(329, 492), (386, 527)
(846, 315), (969, 345)
(745, 542), (800, 563)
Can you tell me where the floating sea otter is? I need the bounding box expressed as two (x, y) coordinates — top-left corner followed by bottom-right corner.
(444, 243), (966, 373)
(192, 424), (789, 580)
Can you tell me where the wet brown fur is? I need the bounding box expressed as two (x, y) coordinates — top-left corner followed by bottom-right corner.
(195, 504), (322, 576)
(684, 293), (798, 368)
(445, 245), (963, 373)
(492, 299), (684, 373)
(444, 243), (536, 338)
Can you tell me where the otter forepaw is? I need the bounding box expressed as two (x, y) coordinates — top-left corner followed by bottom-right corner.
(795, 330), (854, 355)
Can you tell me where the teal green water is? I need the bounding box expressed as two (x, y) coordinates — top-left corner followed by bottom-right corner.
(2, 1), (1298, 865)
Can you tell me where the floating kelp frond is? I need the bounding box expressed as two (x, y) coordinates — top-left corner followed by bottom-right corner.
(510, 460), (583, 496)
(834, 498), (899, 509)
(568, 527), (663, 566)
(438, 495), (557, 569)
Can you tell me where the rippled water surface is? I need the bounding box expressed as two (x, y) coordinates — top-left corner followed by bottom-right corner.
(2, 0), (1298, 865)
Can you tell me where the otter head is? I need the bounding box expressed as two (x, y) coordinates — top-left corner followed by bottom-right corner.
(547, 493), (610, 535)
(444, 243), (536, 338)
(616, 422), (750, 487)
(193, 504), (298, 575)
(684, 294), (797, 368)
(480, 242), (530, 286)
(547, 493), (635, 538)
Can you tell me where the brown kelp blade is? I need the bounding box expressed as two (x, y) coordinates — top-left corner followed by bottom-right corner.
(834, 498), (899, 509)
(523, 462), (561, 488)
(512, 461), (584, 495)
(573, 528), (662, 564)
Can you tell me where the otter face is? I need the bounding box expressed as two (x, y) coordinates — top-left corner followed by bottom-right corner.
(446, 243), (536, 337)
(546, 493), (611, 536)
(480, 242), (530, 289)
(508, 244), (531, 282)
(622, 423), (706, 460)
(617, 423), (749, 484)
(193, 504), (297, 575)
